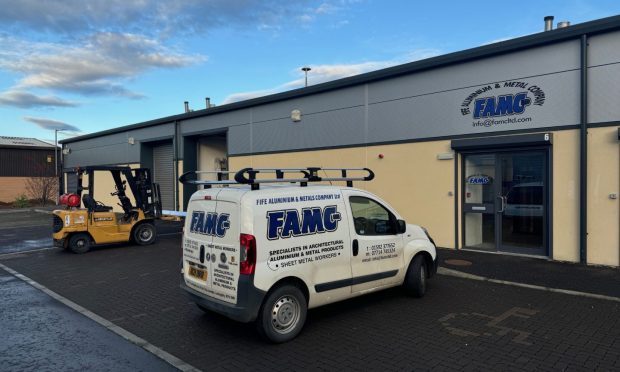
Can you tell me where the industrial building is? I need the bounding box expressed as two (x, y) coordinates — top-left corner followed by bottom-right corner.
(0, 136), (58, 203)
(60, 15), (620, 267)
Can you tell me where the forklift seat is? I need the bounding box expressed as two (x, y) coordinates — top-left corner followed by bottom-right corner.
(82, 194), (113, 213)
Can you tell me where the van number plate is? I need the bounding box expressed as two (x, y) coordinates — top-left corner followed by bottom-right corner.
(188, 266), (207, 281)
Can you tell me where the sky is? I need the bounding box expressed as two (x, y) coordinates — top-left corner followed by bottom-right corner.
(0, 0), (619, 145)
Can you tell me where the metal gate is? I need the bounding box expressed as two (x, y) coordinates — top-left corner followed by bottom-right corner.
(152, 142), (174, 210)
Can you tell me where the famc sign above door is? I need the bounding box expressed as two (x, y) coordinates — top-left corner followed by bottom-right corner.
(460, 81), (547, 128)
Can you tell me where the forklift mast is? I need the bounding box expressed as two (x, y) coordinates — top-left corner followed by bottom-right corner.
(72, 166), (162, 218)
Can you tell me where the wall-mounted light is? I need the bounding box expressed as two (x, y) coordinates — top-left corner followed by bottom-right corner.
(378, 153), (384, 159)
(437, 152), (454, 160)
(62, 148), (71, 155)
(128, 137), (135, 145)
(291, 109), (302, 122)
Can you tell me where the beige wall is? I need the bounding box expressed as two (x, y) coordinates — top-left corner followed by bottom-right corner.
(552, 130), (581, 263)
(0, 177), (30, 203)
(587, 126), (620, 266)
(86, 164), (139, 212)
(220, 129), (619, 267)
(198, 137), (227, 182)
(229, 141), (456, 248)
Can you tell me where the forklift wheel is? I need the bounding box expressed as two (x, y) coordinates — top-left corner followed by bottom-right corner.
(69, 233), (91, 254)
(134, 223), (156, 246)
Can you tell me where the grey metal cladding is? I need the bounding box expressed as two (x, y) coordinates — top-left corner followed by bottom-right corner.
(128, 123), (174, 143)
(251, 85), (364, 123)
(63, 123), (174, 167)
(367, 70), (580, 141)
(588, 31), (620, 66)
(588, 63), (620, 124)
(228, 125), (251, 155)
(367, 40), (580, 104)
(587, 31), (620, 124)
(181, 109), (251, 136)
(64, 144), (131, 167)
(249, 106), (365, 154)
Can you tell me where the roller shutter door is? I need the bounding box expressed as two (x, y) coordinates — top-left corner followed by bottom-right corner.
(152, 143), (174, 210)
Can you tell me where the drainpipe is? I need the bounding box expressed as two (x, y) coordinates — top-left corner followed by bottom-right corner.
(580, 34), (588, 264)
(174, 120), (180, 211)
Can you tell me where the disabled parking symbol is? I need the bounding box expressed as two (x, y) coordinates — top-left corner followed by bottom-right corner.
(439, 307), (539, 345)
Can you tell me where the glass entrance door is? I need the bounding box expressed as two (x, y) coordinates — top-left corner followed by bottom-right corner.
(462, 151), (548, 256)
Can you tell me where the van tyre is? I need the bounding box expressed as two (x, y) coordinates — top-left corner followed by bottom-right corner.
(69, 233), (91, 254)
(134, 223), (156, 245)
(256, 285), (307, 343)
(404, 255), (427, 298)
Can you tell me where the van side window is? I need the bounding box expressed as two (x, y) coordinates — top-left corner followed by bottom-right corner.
(349, 196), (396, 235)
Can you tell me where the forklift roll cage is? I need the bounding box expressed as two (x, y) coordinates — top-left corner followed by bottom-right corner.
(69, 166), (162, 218)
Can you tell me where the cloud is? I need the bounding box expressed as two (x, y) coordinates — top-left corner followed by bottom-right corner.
(0, 0), (319, 36)
(23, 116), (81, 132)
(222, 49), (441, 104)
(0, 90), (78, 108)
(0, 32), (203, 99)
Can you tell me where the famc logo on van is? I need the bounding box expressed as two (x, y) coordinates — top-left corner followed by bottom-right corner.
(190, 211), (230, 237)
(266, 206), (341, 240)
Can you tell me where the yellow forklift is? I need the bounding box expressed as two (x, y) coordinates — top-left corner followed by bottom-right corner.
(53, 166), (162, 253)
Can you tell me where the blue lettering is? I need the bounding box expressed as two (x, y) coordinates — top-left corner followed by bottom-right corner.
(189, 211), (231, 237)
(495, 95), (514, 116)
(266, 205), (340, 240)
(473, 92), (531, 119)
(323, 206), (341, 231)
(481, 97), (495, 118)
(215, 214), (230, 237)
(190, 211), (203, 232)
(513, 92), (531, 114)
(301, 207), (325, 234)
(473, 98), (486, 119)
(281, 210), (302, 238)
(205, 213), (217, 235)
(267, 211), (285, 240)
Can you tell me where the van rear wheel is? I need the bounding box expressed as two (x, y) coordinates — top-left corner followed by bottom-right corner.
(256, 285), (307, 343)
(69, 233), (91, 254)
(403, 255), (427, 298)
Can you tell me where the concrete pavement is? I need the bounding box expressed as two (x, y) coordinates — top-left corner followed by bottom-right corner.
(0, 267), (177, 372)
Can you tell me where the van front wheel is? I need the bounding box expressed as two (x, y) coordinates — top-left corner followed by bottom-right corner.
(403, 255), (427, 298)
(256, 285), (307, 343)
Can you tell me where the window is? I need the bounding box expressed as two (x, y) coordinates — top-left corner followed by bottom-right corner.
(349, 196), (396, 235)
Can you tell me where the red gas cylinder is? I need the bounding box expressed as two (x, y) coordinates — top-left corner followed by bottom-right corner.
(60, 193), (80, 207)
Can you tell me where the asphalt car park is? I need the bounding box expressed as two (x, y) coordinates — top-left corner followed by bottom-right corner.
(1, 211), (619, 371)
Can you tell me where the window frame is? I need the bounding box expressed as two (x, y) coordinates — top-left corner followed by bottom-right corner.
(348, 195), (398, 236)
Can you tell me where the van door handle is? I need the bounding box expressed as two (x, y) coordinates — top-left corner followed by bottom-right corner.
(352, 239), (359, 256)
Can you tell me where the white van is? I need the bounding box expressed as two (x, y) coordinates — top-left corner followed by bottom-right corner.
(180, 168), (437, 343)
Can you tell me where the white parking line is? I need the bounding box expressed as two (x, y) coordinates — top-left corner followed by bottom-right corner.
(0, 247), (56, 257)
(438, 267), (620, 303)
(0, 263), (201, 372)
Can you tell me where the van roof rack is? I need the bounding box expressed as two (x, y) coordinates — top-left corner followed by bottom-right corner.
(179, 167), (374, 190)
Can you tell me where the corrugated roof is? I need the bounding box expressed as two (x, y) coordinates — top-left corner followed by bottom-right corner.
(0, 136), (56, 149)
(61, 14), (620, 145)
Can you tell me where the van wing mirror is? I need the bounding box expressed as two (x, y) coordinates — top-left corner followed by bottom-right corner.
(397, 219), (407, 234)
